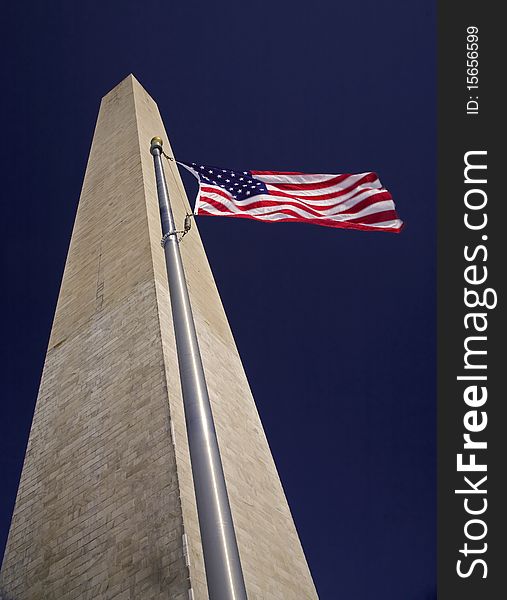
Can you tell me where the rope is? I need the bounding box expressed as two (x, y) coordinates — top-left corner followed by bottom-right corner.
(161, 149), (174, 161)
(161, 151), (196, 242)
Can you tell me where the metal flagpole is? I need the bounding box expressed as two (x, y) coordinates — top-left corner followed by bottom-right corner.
(150, 137), (248, 600)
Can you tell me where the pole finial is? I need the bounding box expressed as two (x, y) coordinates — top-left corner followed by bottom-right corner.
(150, 136), (163, 155)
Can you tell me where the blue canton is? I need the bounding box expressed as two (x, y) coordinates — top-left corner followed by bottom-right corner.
(191, 163), (268, 200)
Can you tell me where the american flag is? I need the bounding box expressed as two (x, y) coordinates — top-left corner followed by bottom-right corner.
(178, 161), (403, 233)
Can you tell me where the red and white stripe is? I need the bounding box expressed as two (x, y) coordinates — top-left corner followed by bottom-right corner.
(191, 167), (403, 233)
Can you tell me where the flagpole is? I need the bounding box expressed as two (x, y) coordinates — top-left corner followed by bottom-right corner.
(150, 137), (248, 600)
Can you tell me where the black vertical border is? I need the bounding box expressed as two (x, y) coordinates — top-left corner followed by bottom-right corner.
(439, 3), (504, 598)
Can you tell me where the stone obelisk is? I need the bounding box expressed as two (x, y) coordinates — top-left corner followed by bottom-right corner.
(0, 75), (318, 600)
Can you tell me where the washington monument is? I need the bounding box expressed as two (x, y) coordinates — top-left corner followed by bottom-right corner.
(0, 75), (317, 599)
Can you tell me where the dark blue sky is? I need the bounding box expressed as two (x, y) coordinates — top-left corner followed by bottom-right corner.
(0, 2), (436, 598)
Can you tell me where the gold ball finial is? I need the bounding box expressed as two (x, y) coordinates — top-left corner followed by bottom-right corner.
(150, 136), (164, 156)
